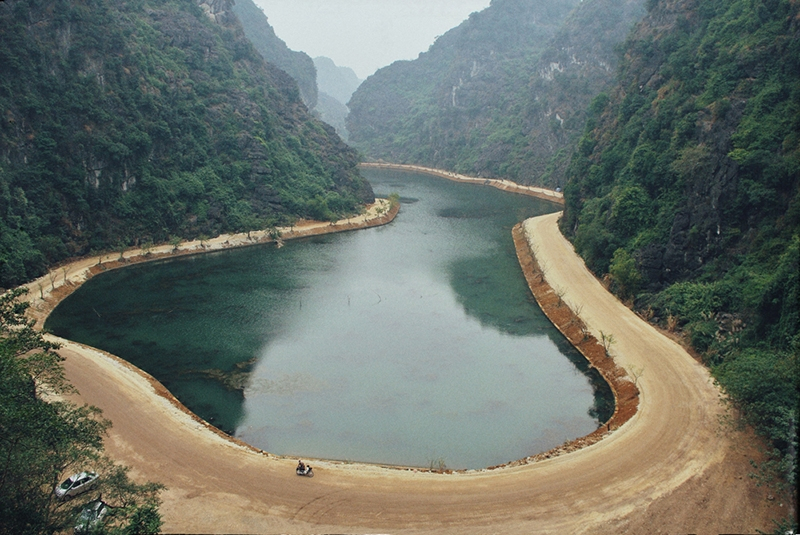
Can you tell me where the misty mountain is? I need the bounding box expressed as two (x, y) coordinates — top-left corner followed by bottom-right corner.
(311, 56), (363, 140)
(315, 92), (351, 141)
(231, 0), (318, 108)
(313, 56), (362, 106)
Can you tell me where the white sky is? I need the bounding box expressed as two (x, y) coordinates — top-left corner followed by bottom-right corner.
(251, 0), (493, 79)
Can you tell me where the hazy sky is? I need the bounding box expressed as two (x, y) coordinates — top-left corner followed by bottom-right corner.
(252, 0), (493, 79)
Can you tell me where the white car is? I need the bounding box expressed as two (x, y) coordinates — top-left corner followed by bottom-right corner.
(55, 471), (98, 499)
(74, 500), (108, 534)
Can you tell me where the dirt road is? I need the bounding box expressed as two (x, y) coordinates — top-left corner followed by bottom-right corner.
(360, 162), (565, 204)
(54, 211), (784, 534)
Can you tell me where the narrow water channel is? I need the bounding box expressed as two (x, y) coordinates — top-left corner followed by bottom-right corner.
(46, 169), (612, 469)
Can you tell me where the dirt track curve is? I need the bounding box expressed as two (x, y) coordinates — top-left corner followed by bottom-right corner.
(50, 211), (783, 534)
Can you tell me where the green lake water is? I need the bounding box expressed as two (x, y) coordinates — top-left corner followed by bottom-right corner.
(46, 169), (612, 469)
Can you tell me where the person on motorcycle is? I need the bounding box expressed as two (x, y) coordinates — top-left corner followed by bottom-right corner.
(297, 460), (305, 473)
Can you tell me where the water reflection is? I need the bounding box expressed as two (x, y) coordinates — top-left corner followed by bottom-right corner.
(447, 253), (613, 423)
(47, 169), (611, 468)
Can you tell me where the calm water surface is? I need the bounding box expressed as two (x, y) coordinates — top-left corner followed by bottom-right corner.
(47, 169), (612, 469)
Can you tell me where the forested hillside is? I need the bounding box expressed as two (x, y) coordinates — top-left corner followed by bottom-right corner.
(231, 0), (318, 109)
(0, 0), (373, 289)
(347, 0), (644, 187)
(562, 0), (798, 494)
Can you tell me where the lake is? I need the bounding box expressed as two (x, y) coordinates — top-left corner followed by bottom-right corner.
(46, 168), (612, 469)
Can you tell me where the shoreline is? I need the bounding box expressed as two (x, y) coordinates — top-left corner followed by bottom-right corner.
(358, 164), (633, 468)
(508, 221), (638, 464)
(24, 172), (623, 471)
(23, 198), (398, 330)
(359, 162), (564, 204)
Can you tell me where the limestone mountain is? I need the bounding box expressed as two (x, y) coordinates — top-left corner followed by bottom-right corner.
(0, 0), (373, 288)
(314, 91), (351, 140)
(347, 0), (645, 187)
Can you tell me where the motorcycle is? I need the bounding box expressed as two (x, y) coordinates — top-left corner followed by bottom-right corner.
(296, 465), (314, 477)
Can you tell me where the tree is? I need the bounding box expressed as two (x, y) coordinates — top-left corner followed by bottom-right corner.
(599, 330), (616, 357)
(120, 502), (162, 535)
(609, 248), (642, 300)
(0, 288), (163, 535)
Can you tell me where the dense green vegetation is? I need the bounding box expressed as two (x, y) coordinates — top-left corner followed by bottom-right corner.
(347, 0), (578, 176)
(0, 288), (163, 535)
(347, 0), (644, 187)
(562, 0), (798, 496)
(0, 0), (373, 289)
(1, 0), (796, 521)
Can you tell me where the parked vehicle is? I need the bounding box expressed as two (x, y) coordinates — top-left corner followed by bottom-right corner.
(74, 500), (108, 534)
(55, 471), (99, 499)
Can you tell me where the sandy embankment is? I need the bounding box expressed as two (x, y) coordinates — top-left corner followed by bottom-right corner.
(23, 198), (397, 329)
(360, 162), (565, 204)
(19, 179), (786, 533)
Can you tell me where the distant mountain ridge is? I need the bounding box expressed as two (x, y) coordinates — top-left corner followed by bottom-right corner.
(347, 0), (645, 187)
(314, 56), (362, 106)
(313, 56), (363, 140)
(314, 91), (350, 141)
(231, 0), (318, 108)
(225, 4), (360, 141)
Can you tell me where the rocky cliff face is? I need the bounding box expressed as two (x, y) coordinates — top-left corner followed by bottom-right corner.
(514, 0), (645, 185)
(197, 0), (237, 25)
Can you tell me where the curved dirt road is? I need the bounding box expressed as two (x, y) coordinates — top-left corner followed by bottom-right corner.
(55, 212), (782, 534)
